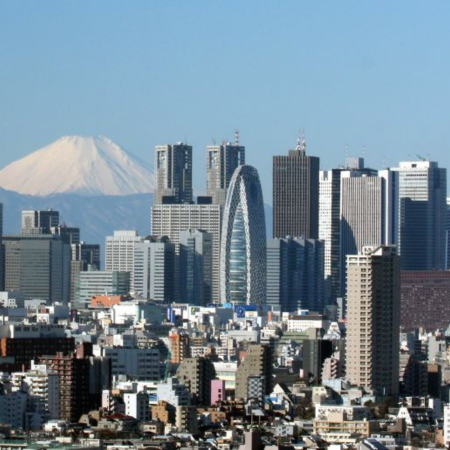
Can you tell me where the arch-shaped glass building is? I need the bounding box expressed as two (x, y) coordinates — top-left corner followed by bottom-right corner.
(220, 165), (266, 305)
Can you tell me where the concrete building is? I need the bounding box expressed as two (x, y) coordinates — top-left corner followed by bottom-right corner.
(235, 344), (272, 401)
(0, 203), (3, 291)
(151, 203), (222, 302)
(179, 229), (213, 306)
(132, 236), (175, 302)
(70, 242), (101, 306)
(21, 209), (59, 235)
(400, 270), (450, 331)
(396, 160), (447, 270)
(169, 328), (191, 364)
(266, 237), (324, 312)
(220, 165), (266, 305)
(75, 268), (130, 309)
(210, 379), (226, 406)
(105, 230), (143, 273)
(2, 234), (71, 304)
(156, 378), (191, 406)
(176, 357), (216, 406)
(206, 140), (245, 205)
(154, 143), (193, 205)
(94, 346), (160, 380)
(345, 245), (400, 396)
(124, 391), (150, 422)
(273, 137), (320, 239)
(340, 169), (398, 293)
(303, 339), (333, 384)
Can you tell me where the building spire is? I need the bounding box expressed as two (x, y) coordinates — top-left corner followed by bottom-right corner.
(296, 131), (306, 155)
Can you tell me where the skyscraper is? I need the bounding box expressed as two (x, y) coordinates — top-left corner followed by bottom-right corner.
(220, 165), (266, 305)
(105, 230), (143, 273)
(132, 236), (175, 303)
(154, 143), (193, 205)
(151, 203), (223, 302)
(0, 203), (3, 291)
(207, 141), (245, 205)
(339, 168), (398, 294)
(21, 210), (60, 235)
(396, 160), (447, 270)
(179, 229), (213, 306)
(266, 237), (324, 312)
(273, 137), (320, 239)
(2, 234), (71, 305)
(345, 245), (400, 396)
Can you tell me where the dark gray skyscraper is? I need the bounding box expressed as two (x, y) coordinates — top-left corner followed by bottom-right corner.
(273, 137), (320, 239)
(154, 143), (193, 205)
(397, 160), (447, 270)
(21, 209), (60, 235)
(266, 237), (324, 312)
(207, 139), (245, 205)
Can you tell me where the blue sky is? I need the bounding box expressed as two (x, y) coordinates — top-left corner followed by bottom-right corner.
(1, 1), (450, 201)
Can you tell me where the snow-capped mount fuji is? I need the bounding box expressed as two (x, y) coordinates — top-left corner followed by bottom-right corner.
(0, 135), (154, 196)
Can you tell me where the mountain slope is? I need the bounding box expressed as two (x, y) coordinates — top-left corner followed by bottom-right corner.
(0, 135), (154, 196)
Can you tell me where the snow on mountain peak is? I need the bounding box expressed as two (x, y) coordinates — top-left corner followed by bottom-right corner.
(0, 135), (154, 197)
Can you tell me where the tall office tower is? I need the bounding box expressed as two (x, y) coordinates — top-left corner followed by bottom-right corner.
(2, 235), (71, 304)
(151, 203), (223, 302)
(319, 169), (343, 301)
(154, 143), (193, 205)
(397, 160), (447, 270)
(0, 203), (3, 291)
(319, 158), (380, 300)
(446, 197), (450, 270)
(345, 245), (400, 396)
(340, 168), (398, 292)
(220, 165), (266, 305)
(132, 236), (175, 303)
(21, 209), (60, 235)
(105, 230), (143, 273)
(70, 243), (101, 306)
(235, 344), (272, 401)
(176, 357), (216, 406)
(273, 137), (320, 239)
(179, 229), (213, 306)
(206, 141), (245, 205)
(266, 237), (324, 312)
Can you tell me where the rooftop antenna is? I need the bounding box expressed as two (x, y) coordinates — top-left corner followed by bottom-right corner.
(235, 130), (239, 146)
(301, 129), (306, 155)
(345, 145), (349, 167)
(361, 145), (365, 160)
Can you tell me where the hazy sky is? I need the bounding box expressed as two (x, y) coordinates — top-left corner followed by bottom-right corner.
(1, 1), (450, 202)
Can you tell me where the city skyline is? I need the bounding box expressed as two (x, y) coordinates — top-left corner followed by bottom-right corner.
(2, 2), (450, 201)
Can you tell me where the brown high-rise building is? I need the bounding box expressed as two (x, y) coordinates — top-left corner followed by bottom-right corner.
(39, 351), (91, 423)
(235, 344), (272, 401)
(169, 328), (191, 364)
(345, 245), (400, 396)
(273, 137), (319, 239)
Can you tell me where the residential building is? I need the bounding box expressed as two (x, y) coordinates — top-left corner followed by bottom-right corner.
(220, 165), (266, 305)
(206, 140), (245, 205)
(266, 237), (324, 312)
(176, 357), (216, 406)
(235, 344), (272, 400)
(345, 245), (400, 396)
(154, 143), (193, 205)
(273, 137), (320, 239)
(124, 392), (150, 422)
